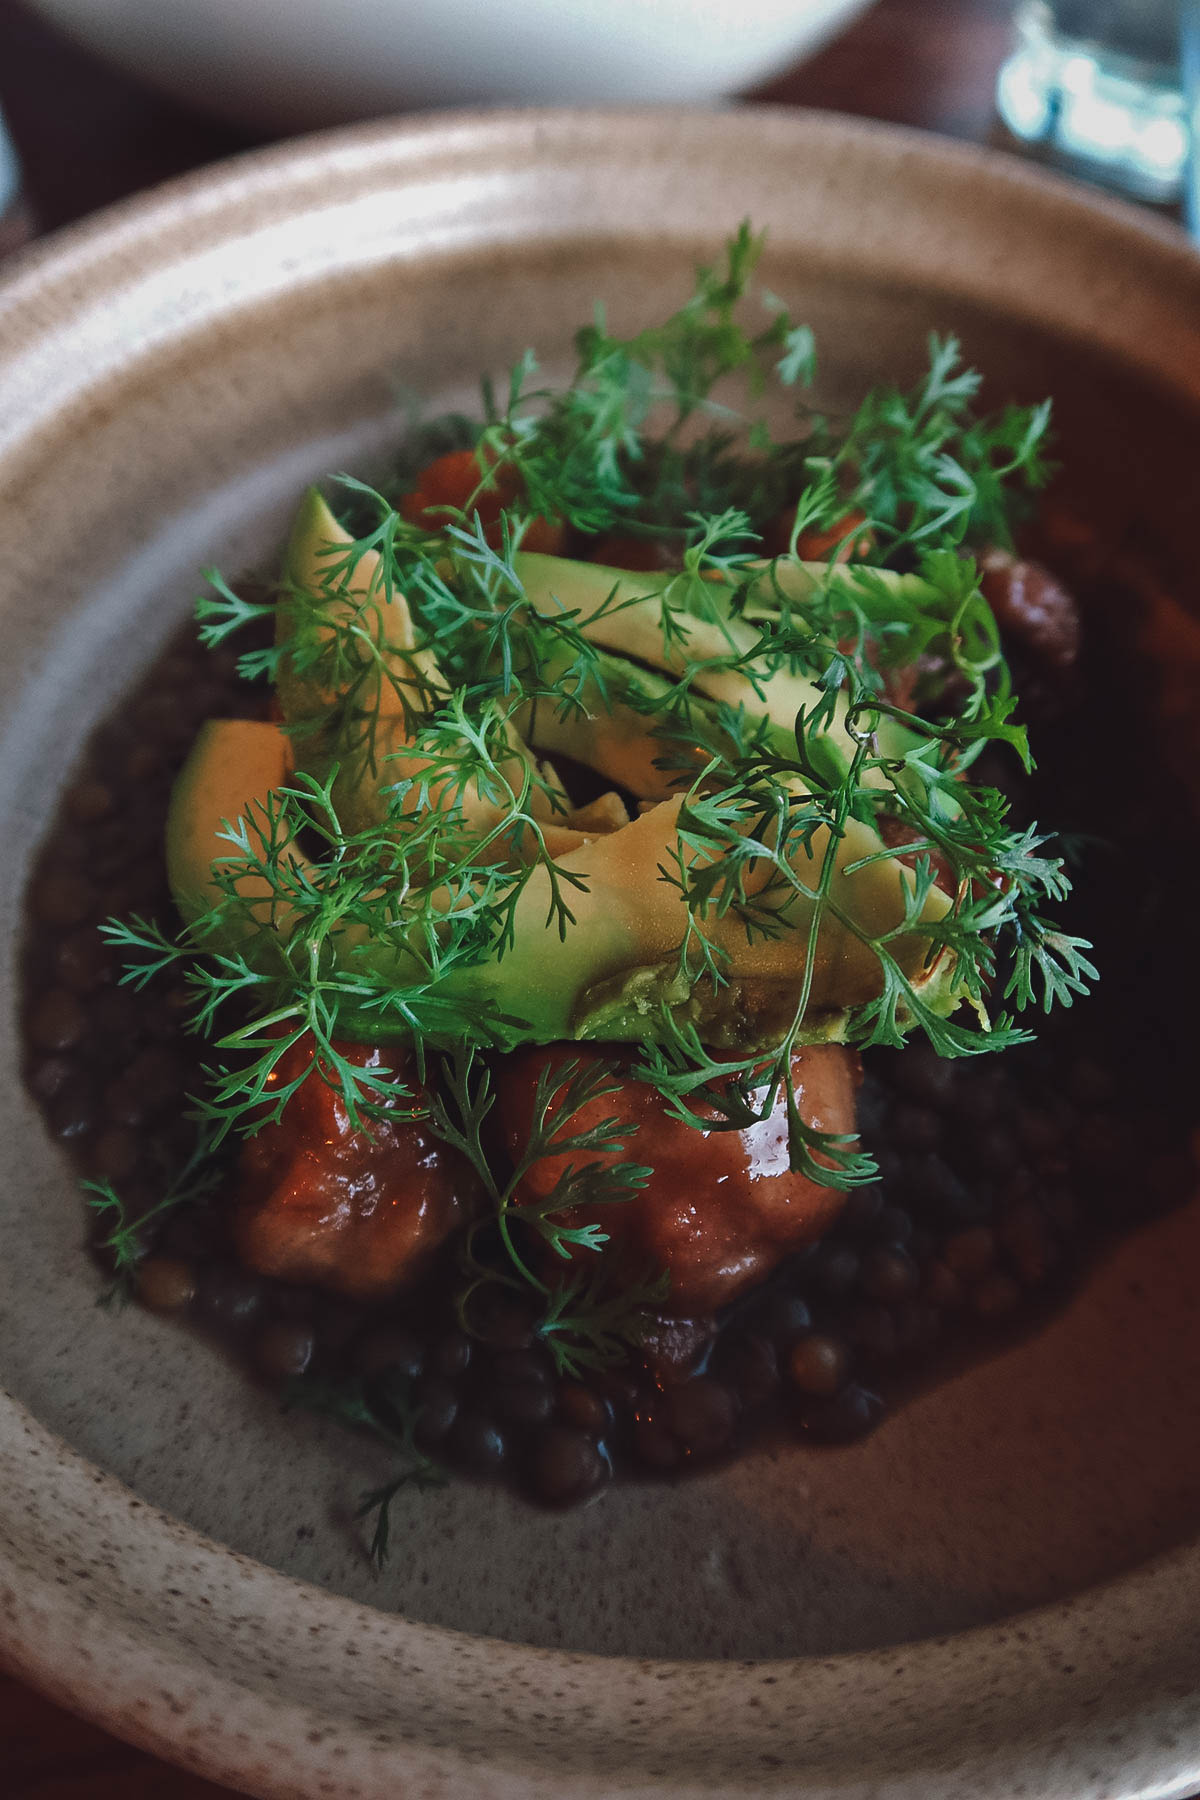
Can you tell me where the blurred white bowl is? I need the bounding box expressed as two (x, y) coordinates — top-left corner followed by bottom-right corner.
(28, 0), (874, 128)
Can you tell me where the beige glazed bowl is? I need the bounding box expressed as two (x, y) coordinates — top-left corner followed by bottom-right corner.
(2, 109), (1200, 1800)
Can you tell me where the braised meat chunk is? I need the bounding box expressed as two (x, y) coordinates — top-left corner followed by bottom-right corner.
(499, 1044), (860, 1316)
(978, 548), (1081, 672)
(235, 1037), (477, 1297)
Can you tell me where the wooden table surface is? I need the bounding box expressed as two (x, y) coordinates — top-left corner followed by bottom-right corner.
(0, 0), (1178, 1795)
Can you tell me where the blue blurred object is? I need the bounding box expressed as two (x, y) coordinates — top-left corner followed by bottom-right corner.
(0, 105), (19, 213)
(1181, 1), (1200, 232)
(0, 102), (32, 256)
(997, 1), (1189, 204)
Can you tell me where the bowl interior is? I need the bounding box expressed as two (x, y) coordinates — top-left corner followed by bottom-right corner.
(2, 108), (1200, 1799)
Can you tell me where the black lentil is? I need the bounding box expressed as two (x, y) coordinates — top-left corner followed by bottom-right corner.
(795, 1382), (886, 1443)
(786, 1334), (849, 1398)
(135, 1256), (198, 1314)
(663, 1377), (738, 1459)
(413, 1376), (460, 1448)
(199, 1266), (266, 1334)
(448, 1411), (508, 1476)
(254, 1320), (316, 1380)
(356, 1325), (425, 1383)
(526, 1426), (608, 1507)
(556, 1381), (614, 1437)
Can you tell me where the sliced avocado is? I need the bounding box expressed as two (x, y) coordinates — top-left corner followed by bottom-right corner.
(166, 717), (311, 933)
(281, 489), (559, 839)
(511, 551), (938, 803)
(279, 488), (444, 833)
(565, 791), (629, 834)
(515, 646), (720, 802)
(281, 514), (921, 842)
(513, 587), (922, 806)
(511, 552), (846, 767)
(278, 487), (439, 732)
(168, 718), (960, 1051)
(453, 790), (958, 1048)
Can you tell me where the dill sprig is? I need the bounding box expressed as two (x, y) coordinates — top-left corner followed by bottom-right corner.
(84, 1121), (226, 1305)
(807, 333), (1054, 552)
(614, 536), (1087, 1166)
(426, 224), (1051, 559)
(428, 1047), (662, 1378)
(466, 222), (800, 540)
(285, 1368), (448, 1568)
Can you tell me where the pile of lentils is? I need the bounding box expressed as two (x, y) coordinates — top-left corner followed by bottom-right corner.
(20, 620), (1197, 1513)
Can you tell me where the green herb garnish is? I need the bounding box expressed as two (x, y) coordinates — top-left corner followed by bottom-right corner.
(84, 1121), (225, 1305)
(285, 1369), (448, 1569)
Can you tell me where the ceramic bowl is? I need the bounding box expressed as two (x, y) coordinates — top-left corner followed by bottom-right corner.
(25, 0), (873, 127)
(2, 109), (1200, 1800)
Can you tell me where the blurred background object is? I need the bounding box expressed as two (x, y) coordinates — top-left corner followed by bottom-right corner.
(1181, 0), (1200, 231)
(20, 0), (875, 126)
(996, 0), (1188, 202)
(0, 0), (1033, 240)
(0, 100), (33, 253)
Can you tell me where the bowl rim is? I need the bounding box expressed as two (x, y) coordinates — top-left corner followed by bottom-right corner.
(3, 101), (1199, 367)
(3, 103), (1200, 1800)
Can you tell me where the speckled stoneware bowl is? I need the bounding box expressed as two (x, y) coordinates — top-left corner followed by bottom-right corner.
(2, 109), (1200, 1800)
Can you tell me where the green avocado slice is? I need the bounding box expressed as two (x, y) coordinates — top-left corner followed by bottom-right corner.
(277, 488), (445, 834)
(511, 551), (850, 770)
(166, 718), (299, 929)
(516, 645), (744, 802)
(166, 717), (961, 1051)
(508, 559), (926, 804)
(281, 489), (563, 839)
(277, 487), (439, 732)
